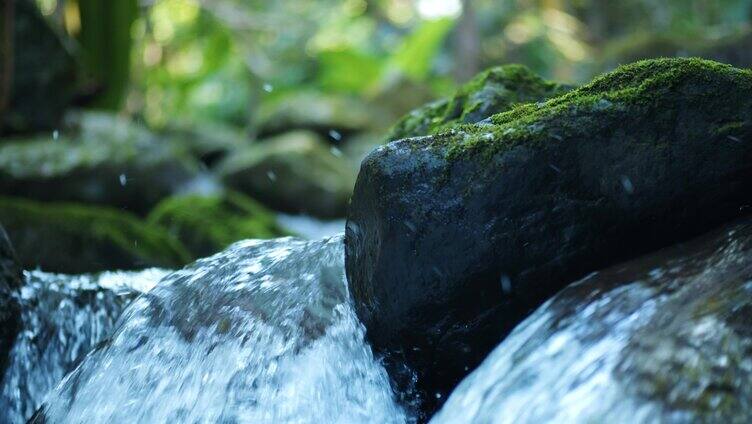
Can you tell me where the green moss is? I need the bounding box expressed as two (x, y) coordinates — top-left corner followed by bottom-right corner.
(430, 58), (752, 160)
(148, 191), (290, 258)
(386, 64), (570, 141)
(0, 196), (190, 273)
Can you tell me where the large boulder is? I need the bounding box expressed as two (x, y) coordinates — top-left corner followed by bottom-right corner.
(433, 217), (752, 423)
(218, 131), (356, 218)
(345, 58), (752, 415)
(0, 196), (190, 273)
(147, 191), (289, 259)
(0, 225), (22, 385)
(1, 0), (76, 134)
(385, 64), (571, 142)
(0, 112), (199, 214)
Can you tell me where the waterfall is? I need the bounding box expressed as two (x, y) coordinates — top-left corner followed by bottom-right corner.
(31, 235), (406, 423)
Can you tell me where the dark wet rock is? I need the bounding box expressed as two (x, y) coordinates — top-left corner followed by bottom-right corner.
(0, 112), (199, 214)
(219, 131), (356, 218)
(433, 217), (752, 423)
(0, 225), (21, 385)
(345, 58), (752, 415)
(147, 191), (289, 259)
(1, 0), (76, 134)
(0, 196), (190, 273)
(385, 64), (571, 142)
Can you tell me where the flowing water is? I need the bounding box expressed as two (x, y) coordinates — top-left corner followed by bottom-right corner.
(0, 268), (169, 423)
(31, 235), (406, 423)
(432, 221), (752, 423)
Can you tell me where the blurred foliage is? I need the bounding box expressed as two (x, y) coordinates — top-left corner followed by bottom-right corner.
(20, 0), (752, 133)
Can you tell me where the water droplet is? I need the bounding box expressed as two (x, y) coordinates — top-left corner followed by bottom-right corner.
(52, 130), (59, 140)
(435, 392), (442, 399)
(620, 175), (634, 194)
(262, 83), (273, 92)
(549, 164), (561, 174)
(328, 130), (342, 141)
(404, 221), (416, 233)
(119, 174), (127, 186)
(267, 171), (277, 182)
(330, 146), (342, 157)
(500, 274), (512, 294)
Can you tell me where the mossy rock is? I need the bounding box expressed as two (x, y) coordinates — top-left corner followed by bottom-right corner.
(218, 131), (356, 218)
(0, 112), (199, 214)
(346, 58), (752, 416)
(385, 64), (571, 142)
(255, 91), (388, 138)
(2, 0), (76, 134)
(160, 120), (249, 167)
(147, 191), (289, 258)
(0, 196), (190, 273)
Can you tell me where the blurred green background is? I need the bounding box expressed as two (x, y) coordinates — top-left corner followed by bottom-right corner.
(1, 0), (751, 272)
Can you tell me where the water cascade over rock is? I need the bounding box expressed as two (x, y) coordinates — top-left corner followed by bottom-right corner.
(0, 269), (168, 423)
(433, 217), (752, 423)
(32, 236), (405, 423)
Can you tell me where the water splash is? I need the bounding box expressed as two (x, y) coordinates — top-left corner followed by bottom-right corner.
(1, 268), (168, 423)
(35, 235), (405, 423)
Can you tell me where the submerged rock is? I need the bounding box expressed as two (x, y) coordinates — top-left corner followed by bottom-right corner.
(219, 131), (356, 218)
(0, 225), (22, 386)
(0, 196), (190, 273)
(433, 217), (752, 423)
(0, 112), (199, 214)
(147, 191), (289, 258)
(386, 64), (570, 142)
(346, 58), (752, 414)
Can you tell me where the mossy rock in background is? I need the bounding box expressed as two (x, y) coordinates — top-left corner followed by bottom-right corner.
(148, 191), (289, 259)
(2, 0), (76, 134)
(218, 131), (356, 218)
(386, 64), (571, 142)
(255, 91), (389, 139)
(0, 112), (199, 214)
(161, 120), (249, 168)
(0, 196), (190, 274)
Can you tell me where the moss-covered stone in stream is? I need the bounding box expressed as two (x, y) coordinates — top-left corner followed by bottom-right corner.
(431, 58), (752, 160)
(147, 191), (290, 258)
(0, 112), (199, 213)
(386, 64), (571, 142)
(0, 196), (190, 273)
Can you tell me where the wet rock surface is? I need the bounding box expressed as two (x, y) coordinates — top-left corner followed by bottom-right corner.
(433, 217), (752, 424)
(345, 58), (752, 415)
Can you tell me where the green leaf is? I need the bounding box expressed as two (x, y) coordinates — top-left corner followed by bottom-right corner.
(317, 48), (383, 93)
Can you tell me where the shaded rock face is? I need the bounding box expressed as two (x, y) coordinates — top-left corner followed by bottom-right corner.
(0, 112), (198, 214)
(385, 64), (570, 142)
(433, 218), (752, 423)
(2, 0), (76, 134)
(345, 58), (752, 415)
(219, 131), (356, 218)
(0, 196), (189, 274)
(0, 225), (22, 386)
